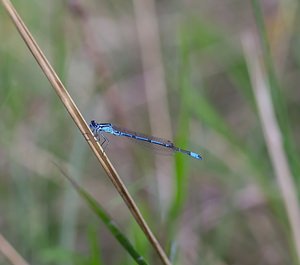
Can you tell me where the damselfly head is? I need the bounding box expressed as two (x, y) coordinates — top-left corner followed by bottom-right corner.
(89, 121), (113, 132)
(89, 120), (97, 131)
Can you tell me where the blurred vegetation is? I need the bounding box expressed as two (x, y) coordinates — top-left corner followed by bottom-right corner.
(1, 0), (300, 264)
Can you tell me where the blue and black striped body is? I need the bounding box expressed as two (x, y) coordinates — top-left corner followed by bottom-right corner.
(89, 120), (202, 160)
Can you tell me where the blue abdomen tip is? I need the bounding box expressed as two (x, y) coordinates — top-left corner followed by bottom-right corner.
(190, 152), (203, 160)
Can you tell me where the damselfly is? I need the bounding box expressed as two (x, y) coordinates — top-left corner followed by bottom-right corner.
(89, 120), (203, 160)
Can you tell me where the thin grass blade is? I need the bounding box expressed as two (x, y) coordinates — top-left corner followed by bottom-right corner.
(60, 170), (149, 265)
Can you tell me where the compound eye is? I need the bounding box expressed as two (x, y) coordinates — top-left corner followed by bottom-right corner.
(90, 120), (96, 128)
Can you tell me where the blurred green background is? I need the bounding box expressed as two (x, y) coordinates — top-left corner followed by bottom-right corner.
(1, 0), (300, 264)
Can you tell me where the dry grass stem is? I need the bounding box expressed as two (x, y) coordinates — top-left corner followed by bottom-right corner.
(242, 33), (300, 262)
(0, 234), (30, 265)
(1, 0), (171, 264)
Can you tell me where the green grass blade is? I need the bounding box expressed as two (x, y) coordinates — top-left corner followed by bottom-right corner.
(61, 171), (149, 265)
(87, 225), (104, 265)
